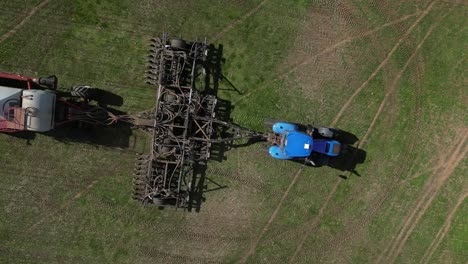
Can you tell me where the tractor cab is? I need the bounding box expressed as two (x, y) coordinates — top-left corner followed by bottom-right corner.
(269, 131), (313, 159)
(267, 121), (341, 160)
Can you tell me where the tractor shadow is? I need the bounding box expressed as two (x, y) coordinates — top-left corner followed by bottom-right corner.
(304, 129), (367, 179)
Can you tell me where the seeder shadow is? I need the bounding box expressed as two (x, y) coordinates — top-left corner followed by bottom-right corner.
(3, 90), (131, 148)
(45, 120), (133, 149)
(188, 43), (243, 212)
(47, 91), (131, 149)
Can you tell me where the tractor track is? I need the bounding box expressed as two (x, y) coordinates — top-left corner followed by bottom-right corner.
(0, 0), (50, 44)
(285, 4), (441, 260)
(232, 11), (420, 106)
(211, 0), (268, 41)
(25, 179), (99, 233)
(207, 164), (268, 193)
(140, 219), (250, 244)
(238, 165), (304, 264)
(133, 213), (257, 262)
(378, 131), (468, 263)
(330, 0), (437, 127)
(288, 180), (340, 263)
(282, 12), (419, 79)
(309, 103), (423, 263)
(357, 24), (435, 147)
(237, 3), (434, 261)
(136, 246), (221, 264)
(420, 191), (468, 264)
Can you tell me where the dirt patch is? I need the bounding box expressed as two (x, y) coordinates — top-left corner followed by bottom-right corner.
(0, 0), (50, 44)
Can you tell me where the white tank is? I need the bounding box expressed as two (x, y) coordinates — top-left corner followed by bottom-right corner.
(22, 90), (56, 132)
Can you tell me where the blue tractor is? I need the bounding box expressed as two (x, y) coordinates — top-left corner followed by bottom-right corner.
(265, 120), (341, 164)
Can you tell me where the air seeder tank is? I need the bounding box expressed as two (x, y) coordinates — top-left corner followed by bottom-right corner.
(21, 90), (56, 132)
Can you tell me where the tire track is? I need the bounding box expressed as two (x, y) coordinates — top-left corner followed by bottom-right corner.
(282, 12), (419, 78)
(238, 166), (304, 264)
(378, 131), (468, 263)
(236, 2), (436, 262)
(232, 11), (419, 106)
(287, 25), (435, 262)
(286, 6), (439, 261)
(0, 0), (50, 44)
(288, 180), (340, 263)
(330, 0), (437, 127)
(26, 179), (99, 233)
(358, 24), (436, 148)
(420, 191), (468, 264)
(211, 0), (268, 41)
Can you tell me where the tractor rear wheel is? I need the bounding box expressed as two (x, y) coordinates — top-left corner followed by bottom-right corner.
(316, 127), (334, 138)
(71, 85), (98, 99)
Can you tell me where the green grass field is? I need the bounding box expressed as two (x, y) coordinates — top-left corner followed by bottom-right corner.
(0, 0), (466, 263)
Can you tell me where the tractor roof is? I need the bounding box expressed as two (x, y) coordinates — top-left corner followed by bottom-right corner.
(285, 132), (313, 157)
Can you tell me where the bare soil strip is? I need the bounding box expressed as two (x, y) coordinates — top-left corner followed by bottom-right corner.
(211, 0), (268, 41)
(239, 166), (304, 264)
(0, 0), (50, 44)
(378, 131), (468, 263)
(330, 0), (437, 127)
(420, 191), (467, 264)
